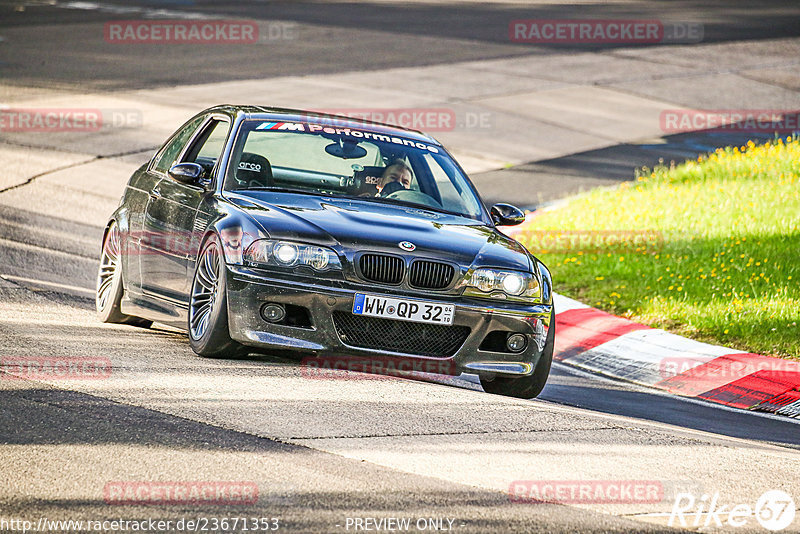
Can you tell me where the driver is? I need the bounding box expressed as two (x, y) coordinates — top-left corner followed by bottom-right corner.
(377, 159), (412, 197)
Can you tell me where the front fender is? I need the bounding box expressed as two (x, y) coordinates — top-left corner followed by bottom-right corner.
(194, 198), (269, 268)
(536, 259), (553, 306)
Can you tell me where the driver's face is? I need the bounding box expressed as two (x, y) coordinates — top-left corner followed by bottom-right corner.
(381, 164), (412, 189)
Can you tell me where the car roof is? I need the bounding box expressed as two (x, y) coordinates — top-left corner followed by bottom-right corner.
(205, 105), (442, 145)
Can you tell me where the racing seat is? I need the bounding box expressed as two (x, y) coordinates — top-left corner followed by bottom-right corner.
(235, 152), (274, 188)
(351, 166), (385, 196)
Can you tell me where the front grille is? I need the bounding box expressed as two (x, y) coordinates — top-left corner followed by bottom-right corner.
(359, 254), (404, 284)
(332, 312), (470, 357)
(409, 260), (455, 289)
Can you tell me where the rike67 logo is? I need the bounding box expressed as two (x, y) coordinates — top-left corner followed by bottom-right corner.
(670, 490), (796, 531)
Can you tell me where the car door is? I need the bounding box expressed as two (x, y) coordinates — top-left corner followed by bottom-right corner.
(140, 115), (231, 303)
(126, 115), (205, 294)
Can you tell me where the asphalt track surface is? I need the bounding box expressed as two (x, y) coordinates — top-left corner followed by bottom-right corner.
(1, 2), (800, 533)
(3, 0), (800, 90)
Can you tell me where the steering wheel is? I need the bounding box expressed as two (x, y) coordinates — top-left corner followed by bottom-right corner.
(379, 181), (406, 197)
(385, 189), (442, 209)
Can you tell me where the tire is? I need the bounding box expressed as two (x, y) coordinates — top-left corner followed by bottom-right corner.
(96, 221), (152, 328)
(480, 309), (555, 399)
(188, 233), (248, 359)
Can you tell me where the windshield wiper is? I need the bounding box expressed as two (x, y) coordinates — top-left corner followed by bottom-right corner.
(233, 187), (321, 196)
(340, 194), (471, 219)
(232, 188), (477, 220)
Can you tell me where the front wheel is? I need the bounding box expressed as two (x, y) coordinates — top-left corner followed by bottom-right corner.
(480, 310), (555, 399)
(188, 234), (248, 359)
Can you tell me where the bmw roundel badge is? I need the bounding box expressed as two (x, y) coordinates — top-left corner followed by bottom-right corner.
(399, 241), (416, 251)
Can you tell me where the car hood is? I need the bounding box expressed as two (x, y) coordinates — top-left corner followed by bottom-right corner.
(227, 191), (532, 271)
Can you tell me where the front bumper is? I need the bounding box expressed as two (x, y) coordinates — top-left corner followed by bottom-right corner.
(225, 265), (553, 377)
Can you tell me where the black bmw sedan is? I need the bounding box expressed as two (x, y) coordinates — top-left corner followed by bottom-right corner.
(97, 105), (554, 398)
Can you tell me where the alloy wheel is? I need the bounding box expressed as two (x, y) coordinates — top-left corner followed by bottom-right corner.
(97, 223), (121, 311)
(189, 241), (220, 340)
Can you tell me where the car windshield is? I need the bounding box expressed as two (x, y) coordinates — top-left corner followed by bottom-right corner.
(224, 119), (486, 220)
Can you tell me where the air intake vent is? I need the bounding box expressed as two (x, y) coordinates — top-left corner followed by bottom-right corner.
(409, 260), (454, 290)
(359, 254), (405, 285)
(332, 312), (470, 357)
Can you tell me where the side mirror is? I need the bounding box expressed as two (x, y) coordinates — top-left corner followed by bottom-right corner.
(490, 203), (526, 226)
(168, 162), (204, 184)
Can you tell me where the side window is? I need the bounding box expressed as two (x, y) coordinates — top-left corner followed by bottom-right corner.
(182, 119), (230, 171)
(152, 116), (205, 174)
(424, 153), (460, 201)
(423, 153), (479, 215)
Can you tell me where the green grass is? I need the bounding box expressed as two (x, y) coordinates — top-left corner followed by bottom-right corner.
(514, 137), (800, 359)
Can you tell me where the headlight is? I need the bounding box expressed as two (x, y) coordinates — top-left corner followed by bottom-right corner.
(244, 240), (341, 272)
(274, 242), (299, 264)
(501, 272), (526, 295)
(302, 246), (331, 270)
(465, 268), (540, 302)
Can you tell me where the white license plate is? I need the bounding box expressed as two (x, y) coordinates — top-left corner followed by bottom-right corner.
(352, 293), (454, 325)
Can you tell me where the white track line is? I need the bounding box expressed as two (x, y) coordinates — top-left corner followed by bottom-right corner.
(0, 274), (95, 296)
